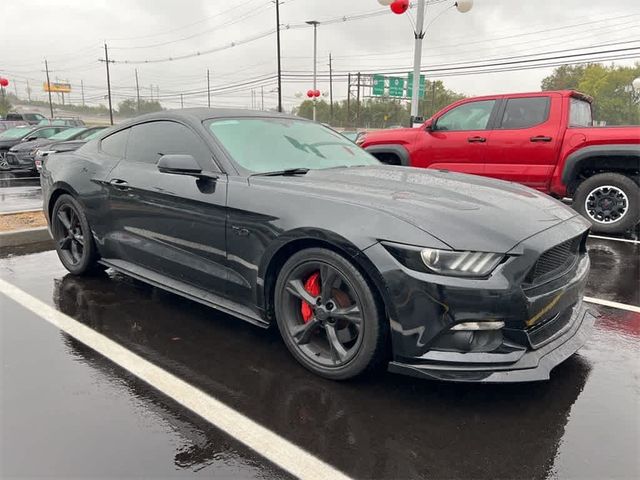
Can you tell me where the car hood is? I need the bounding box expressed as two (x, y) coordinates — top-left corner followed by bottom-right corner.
(254, 166), (579, 253)
(0, 139), (23, 149)
(10, 138), (51, 152)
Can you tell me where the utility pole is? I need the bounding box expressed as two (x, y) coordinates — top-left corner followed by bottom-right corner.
(13, 81), (18, 98)
(346, 73), (351, 128)
(100, 43), (114, 125)
(261, 86), (264, 110)
(81, 80), (85, 106)
(356, 72), (361, 130)
(156, 85), (160, 103)
(180, 93), (184, 108)
(135, 69), (141, 112)
(26, 79), (32, 102)
(328, 53), (334, 123)
(207, 69), (211, 108)
(44, 59), (54, 119)
(275, 0), (283, 112)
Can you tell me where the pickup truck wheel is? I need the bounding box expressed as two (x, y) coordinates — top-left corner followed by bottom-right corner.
(573, 173), (640, 234)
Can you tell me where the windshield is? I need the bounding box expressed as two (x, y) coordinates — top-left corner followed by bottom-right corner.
(50, 127), (85, 140)
(206, 118), (379, 173)
(569, 98), (593, 127)
(0, 127), (34, 140)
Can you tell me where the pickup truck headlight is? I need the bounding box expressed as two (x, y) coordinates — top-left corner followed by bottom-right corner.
(420, 249), (504, 277)
(383, 242), (505, 278)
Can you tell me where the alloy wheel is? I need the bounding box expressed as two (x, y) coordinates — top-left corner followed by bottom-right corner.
(0, 152), (9, 170)
(53, 204), (86, 266)
(584, 185), (628, 224)
(281, 262), (364, 368)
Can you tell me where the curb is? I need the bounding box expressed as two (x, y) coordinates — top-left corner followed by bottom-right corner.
(0, 208), (43, 215)
(0, 227), (52, 248)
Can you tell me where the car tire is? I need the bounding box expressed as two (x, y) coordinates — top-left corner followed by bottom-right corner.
(51, 194), (102, 275)
(573, 173), (640, 234)
(274, 248), (388, 380)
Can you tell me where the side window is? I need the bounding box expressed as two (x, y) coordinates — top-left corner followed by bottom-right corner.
(101, 129), (130, 158)
(435, 100), (496, 131)
(126, 121), (213, 167)
(499, 97), (550, 129)
(35, 128), (56, 138)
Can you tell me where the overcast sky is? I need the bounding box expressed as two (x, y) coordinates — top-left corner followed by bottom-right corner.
(1, 0), (639, 111)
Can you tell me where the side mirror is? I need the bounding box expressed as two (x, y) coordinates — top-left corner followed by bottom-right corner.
(157, 154), (203, 176)
(424, 119), (434, 131)
(25, 136), (38, 141)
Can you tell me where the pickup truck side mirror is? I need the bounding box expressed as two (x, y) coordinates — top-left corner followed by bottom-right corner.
(424, 119), (434, 131)
(157, 154), (202, 176)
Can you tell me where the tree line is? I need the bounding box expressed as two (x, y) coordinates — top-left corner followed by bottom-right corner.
(541, 63), (640, 125)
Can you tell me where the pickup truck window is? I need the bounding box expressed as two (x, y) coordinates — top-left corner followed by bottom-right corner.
(499, 97), (550, 129)
(434, 100), (495, 131)
(569, 98), (593, 127)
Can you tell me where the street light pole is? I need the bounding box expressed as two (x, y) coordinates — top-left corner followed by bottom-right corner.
(410, 0), (426, 126)
(306, 21), (320, 121)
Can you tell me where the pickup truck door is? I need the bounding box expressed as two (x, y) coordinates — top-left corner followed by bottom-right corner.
(412, 99), (497, 175)
(483, 94), (563, 191)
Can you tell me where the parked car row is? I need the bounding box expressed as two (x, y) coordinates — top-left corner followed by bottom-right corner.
(0, 124), (106, 172)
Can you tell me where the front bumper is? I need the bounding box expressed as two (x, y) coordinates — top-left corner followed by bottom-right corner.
(6, 151), (35, 169)
(388, 303), (595, 382)
(364, 215), (593, 383)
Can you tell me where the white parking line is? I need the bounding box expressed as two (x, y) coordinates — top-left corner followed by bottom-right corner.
(588, 235), (640, 245)
(0, 278), (352, 480)
(584, 296), (640, 314)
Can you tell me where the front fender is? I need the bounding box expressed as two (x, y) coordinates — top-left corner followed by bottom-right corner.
(365, 144), (411, 166)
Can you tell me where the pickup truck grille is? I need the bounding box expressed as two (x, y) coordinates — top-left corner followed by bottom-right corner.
(525, 235), (583, 285)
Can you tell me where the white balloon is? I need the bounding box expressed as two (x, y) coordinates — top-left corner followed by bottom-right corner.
(455, 0), (473, 13)
(378, 0), (394, 5)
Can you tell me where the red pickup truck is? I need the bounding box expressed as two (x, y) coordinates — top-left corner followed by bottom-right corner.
(359, 90), (640, 234)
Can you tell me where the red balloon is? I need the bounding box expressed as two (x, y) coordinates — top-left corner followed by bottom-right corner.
(306, 89), (314, 98)
(390, 0), (409, 14)
(313, 89), (321, 97)
(0, 78), (8, 87)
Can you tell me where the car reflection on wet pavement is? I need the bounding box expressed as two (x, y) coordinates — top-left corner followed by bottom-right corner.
(1, 237), (638, 479)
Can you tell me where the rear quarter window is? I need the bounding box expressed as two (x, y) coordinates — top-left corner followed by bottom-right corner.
(100, 128), (130, 158)
(569, 98), (593, 127)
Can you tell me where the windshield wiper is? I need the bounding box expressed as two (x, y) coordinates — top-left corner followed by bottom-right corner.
(251, 168), (310, 177)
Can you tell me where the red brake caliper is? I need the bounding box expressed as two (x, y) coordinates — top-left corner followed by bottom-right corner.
(301, 271), (320, 323)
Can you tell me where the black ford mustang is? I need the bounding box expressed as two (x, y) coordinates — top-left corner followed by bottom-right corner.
(41, 109), (595, 382)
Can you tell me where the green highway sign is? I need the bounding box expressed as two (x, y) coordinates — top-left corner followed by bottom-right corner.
(372, 74), (385, 96)
(407, 73), (426, 98)
(388, 76), (404, 97)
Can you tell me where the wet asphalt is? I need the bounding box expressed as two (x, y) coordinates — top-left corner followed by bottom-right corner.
(0, 171), (42, 212)
(0, 236), (638, 479)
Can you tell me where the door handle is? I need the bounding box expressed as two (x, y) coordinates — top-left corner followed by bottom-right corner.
(109, 178), (130, 190)
(530, 135), (552, 142)
(467, 136), (486, 143)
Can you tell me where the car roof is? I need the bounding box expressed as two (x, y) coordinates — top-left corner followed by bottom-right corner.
(115, 108), (302, 128)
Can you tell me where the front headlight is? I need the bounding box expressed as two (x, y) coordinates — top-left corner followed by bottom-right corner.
(383, 242), (505, 278)
(420, 249), (504, 277)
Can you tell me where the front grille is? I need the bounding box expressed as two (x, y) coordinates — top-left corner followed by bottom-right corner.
(6, 153), (19, 166)
(525, 235), (582, 285)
